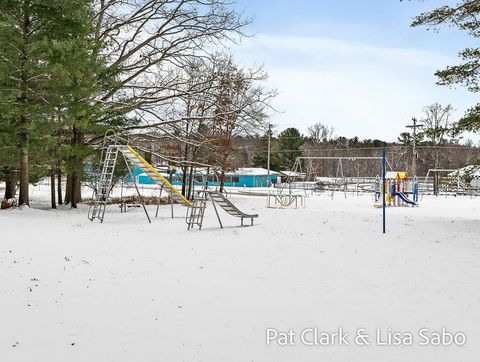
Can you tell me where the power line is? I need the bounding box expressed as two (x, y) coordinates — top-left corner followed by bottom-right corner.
(254, 145), (480, 153)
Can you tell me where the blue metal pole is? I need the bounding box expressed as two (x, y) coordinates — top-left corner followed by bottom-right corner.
(382, 149), (386, 234)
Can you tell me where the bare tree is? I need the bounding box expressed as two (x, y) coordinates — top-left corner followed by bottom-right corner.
(419, 103), (455, 193)
(200, 56), (277, 191)
(419, 103), (454, 168)
(125, 54), (277, 195)
(65, 0), (251, 205)
(303, 123), (335, 178)
(94, 0), (250, 119)
(307, 122), (334, 146)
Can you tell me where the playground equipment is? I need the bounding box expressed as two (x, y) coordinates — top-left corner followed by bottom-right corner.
(88, 130), (258, 229)
(88, 131), (193, 223)
(187, 190), (258, 230)
(281, 156), (387, 199)
(375, 171), (419, 207)
(281, 153), (390, 234)
(421, 169), (464, 197)
(267, 192), (305, 209)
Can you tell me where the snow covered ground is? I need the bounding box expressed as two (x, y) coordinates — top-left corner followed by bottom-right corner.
(1, 184), (480, 361)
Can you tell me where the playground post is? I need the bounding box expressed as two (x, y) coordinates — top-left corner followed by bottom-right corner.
(382, 149), (386, 234)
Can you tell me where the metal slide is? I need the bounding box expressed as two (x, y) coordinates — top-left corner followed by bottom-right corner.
(208, 191), (258, 226)
(118, 145), (193, 207)
(395, 192), (418, 206)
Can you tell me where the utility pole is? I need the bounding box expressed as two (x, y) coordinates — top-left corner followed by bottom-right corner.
(267, 123), (272, 187)
(406, 117), (422, 177)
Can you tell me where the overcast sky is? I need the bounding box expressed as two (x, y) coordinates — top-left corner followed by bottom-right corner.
(229, 0), (478, 143)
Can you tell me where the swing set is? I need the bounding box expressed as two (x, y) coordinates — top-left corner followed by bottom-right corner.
(278, 153), (389, 233)
(282, 156), (389, 199)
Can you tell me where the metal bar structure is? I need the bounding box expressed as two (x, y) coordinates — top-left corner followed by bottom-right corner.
(186, 194), (207, 230)
(170, 188), (174, 218)
(296, 156), (386, 160)
(283, 156), (387, 194)
(122, 153), (151, 224)
(87, 138), (120, 222)
(284, 155), (387, 234)
(422, 169), (461, 198)
(134, 144), (211, 168)
(155, 184), (164, 218)
(209, 193), (223, 229)
(382, 150), (386, 234)
(90, 129), (260, 229)
(90, 129), (194, 223)
(267, 193), (305, 209)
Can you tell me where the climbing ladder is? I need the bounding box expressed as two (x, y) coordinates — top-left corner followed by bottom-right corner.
(186, 196), (207, 230)
(88, 145), (119, 222)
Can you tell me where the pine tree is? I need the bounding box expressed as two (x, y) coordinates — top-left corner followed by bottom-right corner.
(0, 0), (102, 206)
(410, 0), (480, 132)
(252, 132), (281, 171)
(0, 0), (124, 208)
(278, 128), (304, 169)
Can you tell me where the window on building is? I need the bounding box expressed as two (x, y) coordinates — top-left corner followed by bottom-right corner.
(224, 176), (240, 183)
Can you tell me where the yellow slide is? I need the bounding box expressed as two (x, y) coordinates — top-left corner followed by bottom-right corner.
(120, 145), (193, 207)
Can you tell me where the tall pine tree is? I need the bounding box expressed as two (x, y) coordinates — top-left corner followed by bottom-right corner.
(0, 0), (102, 206)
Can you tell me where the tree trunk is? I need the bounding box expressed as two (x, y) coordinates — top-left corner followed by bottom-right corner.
(3, 167), (15, 199)
(68, 126), (83, 208)
(65, 173), (71, 204)
(18, 11), (30, 206)
(18, 142), (29, 205)
(168, 165), (174, 204)
(70, 171), (81, 208)
(181, 166), (188, 196)
(187, 166), (194, 200)
(57, 169), (63, 205)
(219, 170), (225, 192)
(50, 170), (56, 209)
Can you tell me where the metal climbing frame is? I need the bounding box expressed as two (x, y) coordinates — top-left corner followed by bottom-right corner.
(87, 145), (119, 222)
(267, 193), (305, 208)
(281, 156), (390, 197)
(186, 195), (208, 230)
(89, 130), (260, 228)
(89, 130), (196, 223)
(88, 130), (151, 223)
(422, 169), (463, 198)
(89, 130), (216, 224)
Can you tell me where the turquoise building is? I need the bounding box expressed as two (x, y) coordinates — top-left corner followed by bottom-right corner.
(129, 166), (279, 188)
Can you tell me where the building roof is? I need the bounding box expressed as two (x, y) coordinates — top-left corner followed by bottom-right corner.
(278, 170), (306, 177)
(385, 171), (408, 179)
(227, 168), (279, 176)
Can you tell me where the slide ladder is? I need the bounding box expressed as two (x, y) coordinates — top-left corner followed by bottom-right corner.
(88, 145), (120, 222)
(186, 196), (207, 230)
